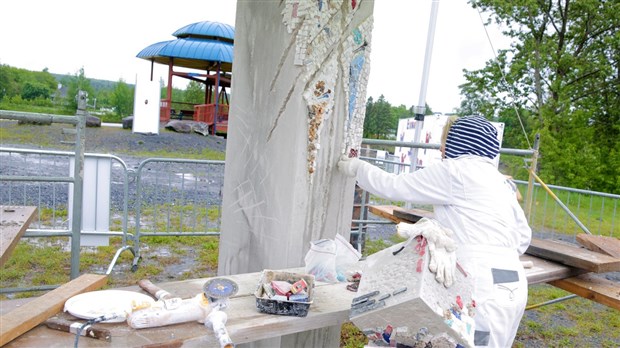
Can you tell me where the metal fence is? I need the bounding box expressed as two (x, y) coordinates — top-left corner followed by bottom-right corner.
(0, 146), (225, 287)
(2, 113), (618, 293)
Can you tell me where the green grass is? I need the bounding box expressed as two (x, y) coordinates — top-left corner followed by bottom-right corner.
(515, 284), (620, 347)
(525, 186), (618, 238)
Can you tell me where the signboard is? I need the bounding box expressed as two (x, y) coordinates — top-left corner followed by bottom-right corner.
(132, 76), (160, 135)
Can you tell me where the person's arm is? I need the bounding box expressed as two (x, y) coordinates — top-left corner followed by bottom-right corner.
(354, 159), (454, 205)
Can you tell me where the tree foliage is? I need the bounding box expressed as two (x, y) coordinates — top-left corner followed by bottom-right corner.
(63, 67), (94, 111)
(0, 65), (57, 102)
(184, 81), (205, 105)
(460, 0), (620, 192)
(111, 78), (134, 117)
(363, 95), (396, 139)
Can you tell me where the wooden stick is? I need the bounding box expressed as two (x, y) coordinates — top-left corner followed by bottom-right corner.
(0, 273), (107, 347)
(44, 317), (111, 342)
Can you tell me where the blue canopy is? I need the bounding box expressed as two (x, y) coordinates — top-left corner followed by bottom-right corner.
(137, 21), (234, 72)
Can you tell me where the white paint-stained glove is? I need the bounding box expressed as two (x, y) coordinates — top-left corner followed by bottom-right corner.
(337, 155), (363, 178)
(398, 218), (457, 288)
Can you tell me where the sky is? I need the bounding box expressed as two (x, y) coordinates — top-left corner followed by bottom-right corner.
(0, 0), (510, 114)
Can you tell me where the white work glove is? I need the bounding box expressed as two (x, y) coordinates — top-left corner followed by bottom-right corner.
(421, 221), (457, 288)
(398, 218), (457, 288)
(396, 218), (437, 239)
(337, 155), (363, 178)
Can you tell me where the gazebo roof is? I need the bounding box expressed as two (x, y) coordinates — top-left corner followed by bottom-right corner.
(136, 21), (234, 72)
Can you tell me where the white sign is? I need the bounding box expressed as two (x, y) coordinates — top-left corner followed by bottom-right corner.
(132, 75), (160, 134)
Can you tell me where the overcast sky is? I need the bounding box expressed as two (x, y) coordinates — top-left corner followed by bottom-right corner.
(0, 0), (509, 114)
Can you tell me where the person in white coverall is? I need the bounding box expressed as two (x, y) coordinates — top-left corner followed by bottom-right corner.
(338, 115), (532, 348)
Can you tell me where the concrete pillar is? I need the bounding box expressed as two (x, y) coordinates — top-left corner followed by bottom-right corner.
(218, 0), (374, 346)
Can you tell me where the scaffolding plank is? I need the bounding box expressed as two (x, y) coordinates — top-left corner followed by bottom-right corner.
(0, 206), (37, 267)
(576, 234), (620, 258)
(549, 273), (620, 310)
(526, 238), (620, 273)
(368, 205), (434, 224)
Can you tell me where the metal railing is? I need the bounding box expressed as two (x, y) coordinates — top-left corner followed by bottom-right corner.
(131, 158), (225, 268)
(2, 113), (617, 293)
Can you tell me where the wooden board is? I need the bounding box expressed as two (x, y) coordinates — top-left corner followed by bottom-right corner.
(520, 254), (586, 284)
(0, 206), (37, 267)
(549, 273), (620, 310)
(525, 237), (620, 273)
(368, 205), (434, 224)
(576, 234), (620, 258)
(393, 208), (434, 223)
(1, 269), (356, 348)
(0, 273), (107, 347)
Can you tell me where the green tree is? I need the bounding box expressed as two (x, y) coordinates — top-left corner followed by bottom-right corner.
(21, 81), (51, 100)
(459, 0), (620, 192)
(64, 67), (94, 111)
(111, 79), (133, 117)
(184, 80), (205, 105)
(363, 95), (395, 139)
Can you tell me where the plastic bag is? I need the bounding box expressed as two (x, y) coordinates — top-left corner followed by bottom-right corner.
(305, 239), (338, 283)
(305, 234), (362, 283)
(334, 233), (362, 281)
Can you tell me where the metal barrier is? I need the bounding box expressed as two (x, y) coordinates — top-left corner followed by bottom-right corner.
(515, 180), (619, 239)
(132, 158), (225, 268)
(0, 145), (226, 293)
(0, 146), (134, 293)
(1, 107), (87, 287)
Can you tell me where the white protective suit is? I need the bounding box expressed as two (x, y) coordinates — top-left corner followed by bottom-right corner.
(354, 154), (532, 347)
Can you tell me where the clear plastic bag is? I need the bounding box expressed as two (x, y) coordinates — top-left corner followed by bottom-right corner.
(305, 239), (338, 283)
(305, 234), (361, 283)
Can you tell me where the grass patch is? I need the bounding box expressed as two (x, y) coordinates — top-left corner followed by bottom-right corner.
(515, 284), (620, 347)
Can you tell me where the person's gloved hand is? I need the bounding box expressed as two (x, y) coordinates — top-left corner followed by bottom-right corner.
(396, 218), (436, 239)
(420, 220), (457, 288)
(337, 155), (363, 178)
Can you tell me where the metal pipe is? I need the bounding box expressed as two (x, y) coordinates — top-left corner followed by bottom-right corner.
(0, 175), (74, 183)
(525, 134), (540, 219)
(0, 110), (78, 124)
(525, 294), (578, 310)
(69, 95), (87, 279)
(411, 0), (441, 174)
(361, 138), (536, 156)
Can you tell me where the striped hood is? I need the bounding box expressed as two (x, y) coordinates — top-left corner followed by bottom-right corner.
(445, 115), (499, 160)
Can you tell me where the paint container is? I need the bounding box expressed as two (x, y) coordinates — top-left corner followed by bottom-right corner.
(254, 270), (315, 317)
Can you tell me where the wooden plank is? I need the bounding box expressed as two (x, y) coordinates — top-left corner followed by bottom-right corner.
(520, 254), (587, 284)
(0, 206), (37, 267)
(368, 205), (434, 224)
(0, 273), (107, 347)
(393, 208), (434, 223)
(526, 238), (620, 273)
(576, 234), (620, 258)
(549, 273), (620, 310)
